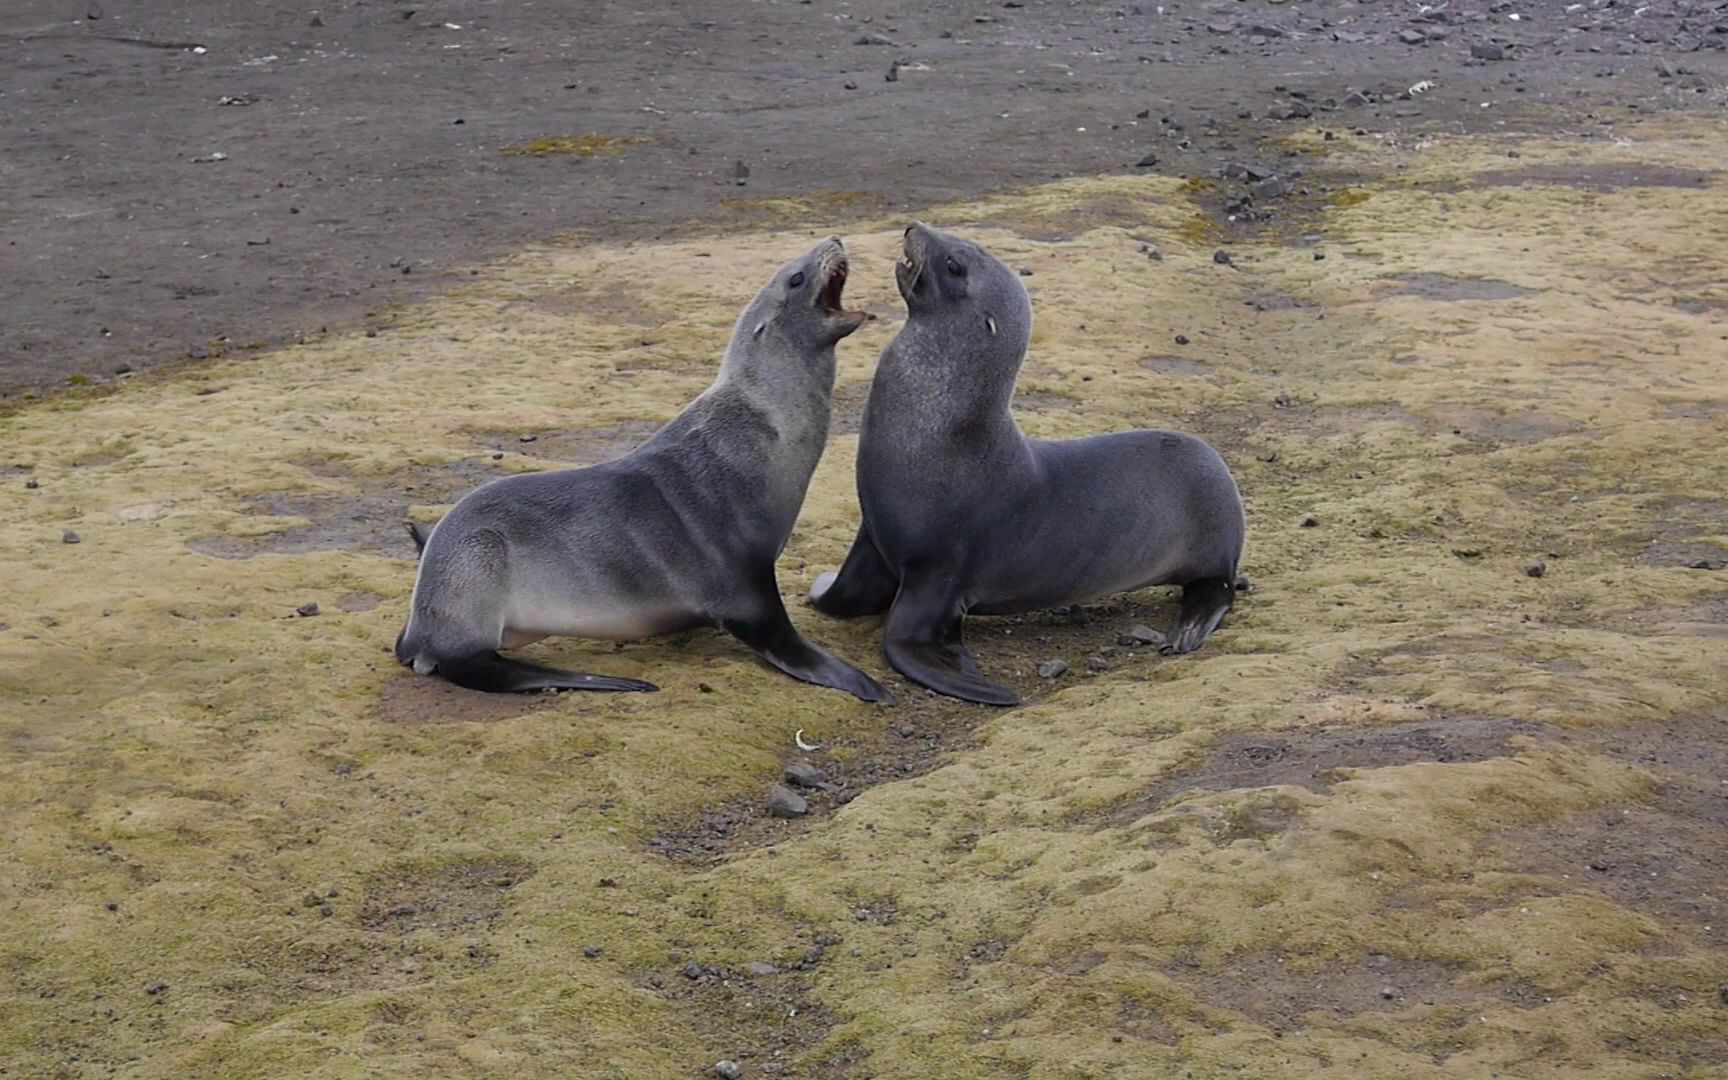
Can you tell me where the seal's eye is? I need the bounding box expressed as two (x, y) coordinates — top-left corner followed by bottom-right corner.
(788, 271), (806, 289)
(946, 256), (966, 278)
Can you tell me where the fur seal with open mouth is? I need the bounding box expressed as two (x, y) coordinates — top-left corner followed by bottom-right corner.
(397, 236), (890, 702)
(810, 223), (1245, 705)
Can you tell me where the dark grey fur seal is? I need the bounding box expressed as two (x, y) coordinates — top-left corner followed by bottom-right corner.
(809, 223), (1245, 705)
(397, 237), (890, 702)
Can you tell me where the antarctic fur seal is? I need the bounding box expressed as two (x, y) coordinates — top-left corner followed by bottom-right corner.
(398, 236), (890, 702)
(810, 223), (1245, 705)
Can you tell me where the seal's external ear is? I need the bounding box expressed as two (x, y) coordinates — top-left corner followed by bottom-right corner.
(985, 315), (998, 337)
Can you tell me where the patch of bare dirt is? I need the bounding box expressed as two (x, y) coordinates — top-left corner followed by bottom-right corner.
(1171, 950), (1523, 1035)
(1104, 716), (1550, 827)
(647, 952), (863, 1079)
(185, 457), (504, 559)
(358, 855), (537, 934)
(1141, 355), (1215, 377)
(1462, 164), (1716, 192)
(1377, 274), (1541, 303)
(648, 593), (1191, 863)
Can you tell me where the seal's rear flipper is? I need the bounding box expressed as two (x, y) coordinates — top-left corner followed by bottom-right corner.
(1161, 577), (1235, 656)
(884, 584), (1019, 706)
(436, 650), (657, 694)
(405, 521), (431, 557)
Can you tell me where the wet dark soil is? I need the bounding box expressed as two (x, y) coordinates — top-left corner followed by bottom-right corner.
(6, 0), (1725, 399)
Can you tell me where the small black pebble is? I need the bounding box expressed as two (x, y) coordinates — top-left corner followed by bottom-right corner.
(26, 479), (40, 489)
(296, 602), (320, 617)
(583, 946), (602, 958)
(1174, 334), (1189, 345)
(106, 902), (118, 912)
(1301, 514), (1320, 528)
(1018, 268), (1033, 276)
(62, 530), (82, 544)
(1314, 251), (1325, 260)
(1525, 562), (1546, 578)
(1213, 250), (1233, 265)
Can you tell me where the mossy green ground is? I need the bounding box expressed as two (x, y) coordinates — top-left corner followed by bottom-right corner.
(4, 117), (1726, 1078)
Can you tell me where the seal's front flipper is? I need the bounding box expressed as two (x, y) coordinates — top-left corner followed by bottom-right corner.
(884, 584), (1019, 706)
(436, 650), (658, 694)
(722, 588), (892, 703)
(809, 527), (898, 618)
(1162, 577), (1235, 656)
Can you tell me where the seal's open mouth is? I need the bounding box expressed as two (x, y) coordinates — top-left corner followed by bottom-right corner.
(821, 260), (849, 314)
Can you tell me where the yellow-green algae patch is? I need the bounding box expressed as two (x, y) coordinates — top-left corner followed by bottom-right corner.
(3, 117), (1728, 1077)
(501, 135), (651, 157)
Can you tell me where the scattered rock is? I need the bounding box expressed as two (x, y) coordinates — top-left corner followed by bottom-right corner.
(843, 79), (858, 90)
(1471, 42), (1507, 60)
(1398, 28), (1428, 45)
(61, 530), (81, 544)
(1267, 100), (1313, 120)
(714, 1061), (743, 1080)
(1251, 176), (1288, 200)
(1380, 986), (1398, 1000)
(1301, 514), (1320, 528)
(1017, 268), (1033, 277)
(1213, 249), (1234, 265)
(1257, 450), (1278, 463)
(309, 13), (324, 27)
(1174, 334), (1189, 345)
(885, 60), (901, 82)
(747, 961), (778, 976)
(783, 761), (826, 788)
(1119, 625), (1167, 648)
(1037, 659), (1069, 679)
(766, 784), (808, 818)
(733, 160), (750, 186)
(583, 946), (602, 958)
(897, 722), (917, 738)
(1134, 151), (1159, 168)
(855, 32), (894, 45)
(1525, 562), (1546, 578)
(145, 983), (169, 996)
(1086, 655), (1110, 672)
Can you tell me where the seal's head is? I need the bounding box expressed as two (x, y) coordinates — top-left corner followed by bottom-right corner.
(742, 236), (870, 348)
(895, 222), (1031, 348)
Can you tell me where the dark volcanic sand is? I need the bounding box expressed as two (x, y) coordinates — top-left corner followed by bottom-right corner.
(3, 0), (1723, 397)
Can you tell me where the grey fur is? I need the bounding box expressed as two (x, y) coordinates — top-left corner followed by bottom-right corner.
(809, 223), (1246, 705)
(398, 237), (889, 702)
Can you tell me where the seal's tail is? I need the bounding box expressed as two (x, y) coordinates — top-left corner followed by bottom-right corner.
(405, 521), (431, 558)
(434, 650), (658, 694)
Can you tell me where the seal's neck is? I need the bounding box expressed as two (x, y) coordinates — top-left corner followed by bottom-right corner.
(872, 317), (1022, 439)
(708, 329), (838, 448)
